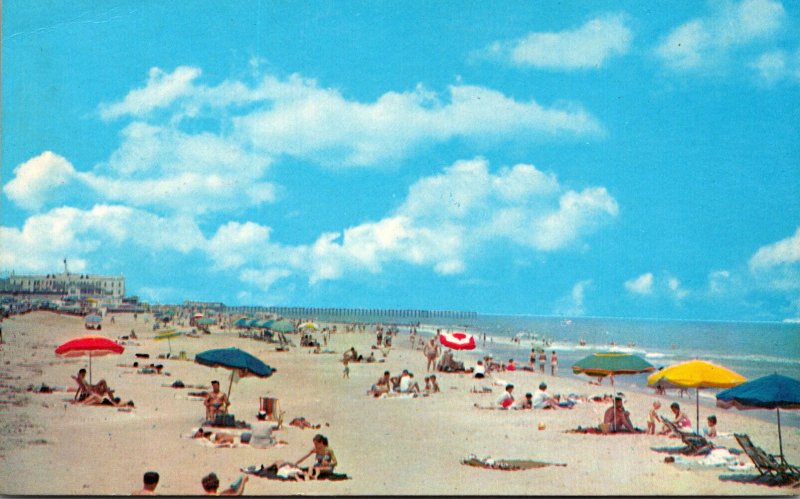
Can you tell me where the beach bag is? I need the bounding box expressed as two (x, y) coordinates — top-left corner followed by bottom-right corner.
(215, 413), (235, 427)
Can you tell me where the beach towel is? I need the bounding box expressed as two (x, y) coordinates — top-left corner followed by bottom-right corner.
(565, 426), (645, 435)
(241, 464), (350, 481)
(461, 455), (566, 471)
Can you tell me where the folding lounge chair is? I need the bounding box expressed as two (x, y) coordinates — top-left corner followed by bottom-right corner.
(735, 433), (800, 482)
(259, 397), (285, 427)
(660, 417), (714, 455)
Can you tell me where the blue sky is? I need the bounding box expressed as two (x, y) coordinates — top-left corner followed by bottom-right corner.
(2, 0), (799, 321)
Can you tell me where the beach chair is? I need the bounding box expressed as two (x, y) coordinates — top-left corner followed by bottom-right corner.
(660, 417), (714, 455)
(259, 397), (285, 427)
(735, 434), (800, 482)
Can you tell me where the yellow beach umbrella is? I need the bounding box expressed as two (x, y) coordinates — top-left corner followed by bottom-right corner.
(648, 359), (746, 431)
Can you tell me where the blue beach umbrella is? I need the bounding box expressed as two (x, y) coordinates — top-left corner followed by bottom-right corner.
(717, 374), (800, 459)
(195, 347), (276, 399)
(233, 317), (249, 328)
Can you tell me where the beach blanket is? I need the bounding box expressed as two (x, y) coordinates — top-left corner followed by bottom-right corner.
(241, 464), (350, 481)
(461, 455), (566, 471)
(565, 426), (646, 435)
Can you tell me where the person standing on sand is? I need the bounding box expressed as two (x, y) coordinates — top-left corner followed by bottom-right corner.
(550, 351), (558, 376)
(538, 349), (546, 373)
(132, 471), (159, 495)
(423, 339), (439, 372)
(342, 359), (350, 379)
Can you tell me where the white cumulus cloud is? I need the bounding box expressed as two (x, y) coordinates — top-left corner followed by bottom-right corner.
(748, 227), (800, 290)
(0, 205), (205, 273)
(477, 14), (632, 70)
(625, 272), (654, 294)
(99, 66), (202, 120)
(656, 0), (785, 71)
(751, 48), (800, 85)
(3, 151), (79, 211)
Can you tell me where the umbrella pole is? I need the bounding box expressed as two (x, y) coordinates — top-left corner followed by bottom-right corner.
(777, 408), (784, 458)
(227, 369), (235, 401)
(89, 352), (93, 385)
(696, 389), (700, 434)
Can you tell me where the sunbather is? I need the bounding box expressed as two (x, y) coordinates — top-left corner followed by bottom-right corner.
(296, 434), (337, 480)
(603, 397), (635, 432)
(399, 371), (420, 393)
(497, 384), (515, 409)
(72, 368), (115, 402)
(532, 383), (560, 410)
(660, 402), (691, 435)
(201, 472), (247, 495)
(81, 392), (134, 407)
(368, 371), (392, 397)
(204, 380), (229, 421)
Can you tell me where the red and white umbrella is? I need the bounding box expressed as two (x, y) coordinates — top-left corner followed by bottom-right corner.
(439, 331), (476, 350)
(55, 335), (125, 383)
(193, 312), (204, 318)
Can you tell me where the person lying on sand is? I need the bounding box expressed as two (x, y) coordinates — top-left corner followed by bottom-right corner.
(289, 417), (323, 430)
(201, 472), (247, 495)
(296, 434), (337, 480)
(193, 428), (236, 445)
(81, 392), (135, 408)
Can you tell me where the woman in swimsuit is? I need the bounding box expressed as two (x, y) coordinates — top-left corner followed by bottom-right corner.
(296, 434), (337, 479)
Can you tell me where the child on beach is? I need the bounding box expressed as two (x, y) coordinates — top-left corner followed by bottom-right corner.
(703, 415), (718, 438)
(342, 360), (350, 379)
(647, 401), (661, 434)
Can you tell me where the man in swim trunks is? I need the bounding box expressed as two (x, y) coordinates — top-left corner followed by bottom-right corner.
(423, 339), (439, 372)
(204, 380), (229, 420)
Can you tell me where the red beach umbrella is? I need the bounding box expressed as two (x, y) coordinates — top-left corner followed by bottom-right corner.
(55, 335), (124, 384)
(439, 331), (476, 350)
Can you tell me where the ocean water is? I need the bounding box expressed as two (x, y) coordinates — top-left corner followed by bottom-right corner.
(305, 311), (800, 428)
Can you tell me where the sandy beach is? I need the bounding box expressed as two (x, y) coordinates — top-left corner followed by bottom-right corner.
(0, 311), (796, 495)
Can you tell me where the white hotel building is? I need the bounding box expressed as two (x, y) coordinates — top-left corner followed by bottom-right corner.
(5, 271), (125, 303)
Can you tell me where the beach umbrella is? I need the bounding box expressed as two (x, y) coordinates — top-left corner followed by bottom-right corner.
(193, 312), (204, 318)
(573, 352), (655, 426)
(269, 320), (295, 334)
(572, 352), (655, 386)
(55, 335), (125, 384)
(246, 319), (260, 328)
(717, 374), (800, 460)
(258, 320), (275, 329)
(299, 321), (319, 331)
(648, 360), (746, 432)
(439, 331), (476, 350)
(154, 329), (184, 354)
(233, 317), (249, 328)
(195, 347), (276, 400)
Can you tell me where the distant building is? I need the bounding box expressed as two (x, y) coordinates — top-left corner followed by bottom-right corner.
(1, 271), (125, 303)
(183, 300), (225, 312)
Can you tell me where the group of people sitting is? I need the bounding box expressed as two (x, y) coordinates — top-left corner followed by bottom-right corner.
(71, 368), (134, 408)
(487, 382), (569, 410)
(367, 369), (440, 397)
